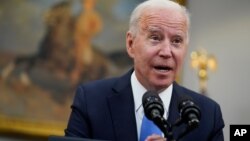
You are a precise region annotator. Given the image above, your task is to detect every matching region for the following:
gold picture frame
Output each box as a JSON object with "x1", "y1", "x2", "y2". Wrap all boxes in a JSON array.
[{"x1": 0, "y1": 115, "x2": 65, "y2": 137}]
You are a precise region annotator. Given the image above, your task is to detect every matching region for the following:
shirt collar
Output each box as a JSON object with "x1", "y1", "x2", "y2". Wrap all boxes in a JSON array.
[
  {"x1": 131, "y1": 71, "x2": 173, "y2": 117},
  {"x1": 131, "y1": 71, "x2": 147, "y2": 112}
]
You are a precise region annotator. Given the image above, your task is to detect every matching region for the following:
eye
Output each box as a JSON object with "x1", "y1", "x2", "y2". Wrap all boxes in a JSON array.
[
  {"x1": 149, "y1": 34, "x2": 162, "y2": 42},
  {"x1": 171, "y1": 36, "x2": 183, "y2": 47}
]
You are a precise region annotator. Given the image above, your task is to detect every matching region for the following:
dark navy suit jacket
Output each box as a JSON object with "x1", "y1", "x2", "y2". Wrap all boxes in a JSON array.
[{"x1": 65, "y1": 70, "x2": 224, "y2": 141}]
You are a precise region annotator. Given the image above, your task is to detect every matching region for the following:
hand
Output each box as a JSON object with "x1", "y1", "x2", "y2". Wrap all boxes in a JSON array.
[{"x1": 145, "y1": 134, "x2": 167, "y2": 141}]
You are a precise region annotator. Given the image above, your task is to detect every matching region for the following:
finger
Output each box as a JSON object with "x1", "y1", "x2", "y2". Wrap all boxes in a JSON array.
[{"x1": 145, "y1": 134, "x2": 167, "y2": 141}]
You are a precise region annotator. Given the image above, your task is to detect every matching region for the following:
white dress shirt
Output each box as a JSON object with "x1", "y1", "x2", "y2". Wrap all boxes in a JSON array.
[{"x1": 130, "y1": 71, "x2": 173, "y2": 139}]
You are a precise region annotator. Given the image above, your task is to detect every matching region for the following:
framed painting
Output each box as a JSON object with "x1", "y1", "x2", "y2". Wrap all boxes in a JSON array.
[
  {"x1": 0, "y1": 0, "x2": 137, "y2": 138},
  {"x1": 0, "y1": 0, "x2": 187, "y2": 139}
]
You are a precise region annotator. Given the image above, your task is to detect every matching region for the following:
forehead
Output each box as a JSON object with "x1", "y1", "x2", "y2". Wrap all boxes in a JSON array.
[{"x1": 138, "y1": 7, "x2": 187, "y2": 33}]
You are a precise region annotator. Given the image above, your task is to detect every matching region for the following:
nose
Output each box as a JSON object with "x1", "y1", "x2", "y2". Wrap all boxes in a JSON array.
[{"x1": 158, "y1": 40, "x2": 172, "y2": 58}]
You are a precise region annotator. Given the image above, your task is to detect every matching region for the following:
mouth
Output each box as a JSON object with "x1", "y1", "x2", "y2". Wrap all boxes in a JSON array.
[{"x1": 153, "y1": 65, "x2": 172, "y2": 72}]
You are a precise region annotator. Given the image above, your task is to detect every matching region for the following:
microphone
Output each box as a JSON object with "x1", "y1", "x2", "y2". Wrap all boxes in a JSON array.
[
  {"x1": 142, "y1": 90, "x2": 172, "y2": 138},
  {"x1": 178, "y1": 95, "x2": 201, "y2": 129},
  {"x1": 142, "y1": 91, "x2": 164, "y2": 120}
]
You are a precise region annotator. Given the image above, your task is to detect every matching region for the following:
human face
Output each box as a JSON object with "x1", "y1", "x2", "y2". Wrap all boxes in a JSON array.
[{"x1": 126, "y1": 7, "x2": 188, "y2": 91}]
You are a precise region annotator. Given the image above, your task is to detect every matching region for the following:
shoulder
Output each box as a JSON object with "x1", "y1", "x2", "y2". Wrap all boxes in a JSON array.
[
  {"x1": 75, "y1": 77, "x2": 119, "y2": 97},
  {"x1": 81, "y1": 77, "x2": 119, "y2": 89},
  {"x1": 173, "y1": 83, "x2": 224, "y2": 139},
  {"x1": 76, "y1": 69, "x2": 133, "y2": 97},
  {"x1": 174, "y1": 83, "x2": 221, "y2": 110}
]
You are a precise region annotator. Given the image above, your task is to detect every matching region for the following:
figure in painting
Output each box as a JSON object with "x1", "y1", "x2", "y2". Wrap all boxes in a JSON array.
[
  {"x1": 70, "y1": 0, "x2": 103, "y2": 84},
  {"x1": 1, "y1": 1, "x2": 74, "y2": 87},
  {"x1": 0, "y1": 0, "x2": 116, "y2": 89}
]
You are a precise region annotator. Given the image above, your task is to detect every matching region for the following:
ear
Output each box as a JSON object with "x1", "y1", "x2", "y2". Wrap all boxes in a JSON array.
[{"x1": 126, "y1": 31, "x2": 135, "y2": 58}]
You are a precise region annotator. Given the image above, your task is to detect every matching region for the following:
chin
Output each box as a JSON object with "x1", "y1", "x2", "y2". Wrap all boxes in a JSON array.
[{"x1": 151, "y1": 81, "x2": 172, "y2": 91}]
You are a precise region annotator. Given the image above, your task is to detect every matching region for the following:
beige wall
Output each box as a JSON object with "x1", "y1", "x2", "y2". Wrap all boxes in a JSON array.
[{"x1": 182, "y1": 0, "x2": 250, "y2": 141}]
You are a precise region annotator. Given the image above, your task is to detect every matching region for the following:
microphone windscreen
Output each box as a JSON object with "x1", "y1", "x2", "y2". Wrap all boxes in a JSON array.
[
  {"x1": 178, "y1": 94, "x2": 201, "y2": 128},
  {"x1": 142, "y1": 91, "x2": 164, "y2": 120}
]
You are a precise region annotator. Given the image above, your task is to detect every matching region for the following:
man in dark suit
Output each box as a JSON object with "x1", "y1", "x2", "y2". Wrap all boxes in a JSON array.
[{"x1": 65, "y1": 0, "x2": 224, "y2": 141}]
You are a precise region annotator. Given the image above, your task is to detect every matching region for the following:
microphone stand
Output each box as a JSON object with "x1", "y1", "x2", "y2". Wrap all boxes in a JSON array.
[
  {"x1": 164, "y1": 124, "x2": 175, "y2": 141},
  {"x1": 156, "y1": 116, "x2": 199, "y2": 141},
  {"x1": 152, "y1": 116, "x2": 176, "y2": 141},
  {"x1": 170, "y1": 117, "x2": 199, "y2": 141}
]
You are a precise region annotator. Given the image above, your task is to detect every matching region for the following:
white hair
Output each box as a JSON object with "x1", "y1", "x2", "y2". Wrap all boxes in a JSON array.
[{"x1": 129, "y1": 0, "x2": 190, "y2": 39}]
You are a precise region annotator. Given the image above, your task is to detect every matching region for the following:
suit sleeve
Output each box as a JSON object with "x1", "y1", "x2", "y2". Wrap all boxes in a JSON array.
[
  {"x1": 64, "y1": 86, "x2": 91, "y2": 137},
  {"x1": 209, "y1": 103, "x2": 225, "y2": 141}
]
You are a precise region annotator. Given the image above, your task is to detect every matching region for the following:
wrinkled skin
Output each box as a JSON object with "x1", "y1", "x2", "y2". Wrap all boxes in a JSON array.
[{"x1": 126, "y1": 7, "x2": 188, "y2": 92}]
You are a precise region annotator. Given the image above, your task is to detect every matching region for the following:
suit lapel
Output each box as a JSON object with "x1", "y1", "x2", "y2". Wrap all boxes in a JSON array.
[
  {"x1": 168, "y1": 82, "x2": 181, "y2": 124},
  {"x1": 106, "y1": 72, "x2": 186, "y2": 141},
  {"x1": 167, "y1": 82, "x2": 185, "y2": 139},
  {"x1": 107, "y1": 70, "x2": 138, "y2": 141}
]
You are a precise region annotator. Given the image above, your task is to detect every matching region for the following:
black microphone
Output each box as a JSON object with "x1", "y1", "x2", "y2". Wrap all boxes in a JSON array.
[
  {"x1": 142, "y1": 91, "x2": 173, "y2": 139},
  {"x1": 178, "y1": 95, "x2": 201, "y2": 129},
  {"x1": 142, "y1": 90, "x2": 164, "y2": 120}
]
